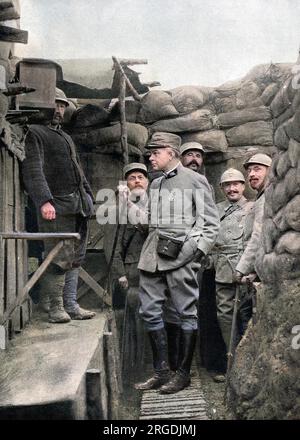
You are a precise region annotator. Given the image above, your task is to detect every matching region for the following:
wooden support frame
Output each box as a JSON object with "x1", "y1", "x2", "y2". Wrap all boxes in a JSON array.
[
  {"x1": 0, "y1": 25, "x2": 28, "y2": 44},
  {"x1": 0, "y1": 231, "x2": 112, "y2": 349},
  {"x1": 79, "y1": 267, "x2": 111, "y2": 307},
  {"x1": 0, "y1": 233, "x2": 79, "y2": 350},
  {"x1": 112, "y1": 56, "x2": 142, "y2": 102}
]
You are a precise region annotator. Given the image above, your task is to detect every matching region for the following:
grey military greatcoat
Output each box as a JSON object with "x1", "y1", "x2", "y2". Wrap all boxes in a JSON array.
[{"x1": 138, "y1": 163, "x2": 220, "y2": 331}]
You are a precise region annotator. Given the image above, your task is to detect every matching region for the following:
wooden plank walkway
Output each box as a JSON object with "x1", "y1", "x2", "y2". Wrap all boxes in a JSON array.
[{"x1": 139, "y1": 376, "x2": 210, "y2": 420}]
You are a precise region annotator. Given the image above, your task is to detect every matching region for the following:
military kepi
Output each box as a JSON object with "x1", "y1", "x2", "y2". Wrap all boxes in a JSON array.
[
  {"x1": 123, "y1": 162, "x2": 148, "y2": 179},
  {"x1": 180, "y1": 142, "x2": 204, "y2": 156},
  {"x1": 146, "y1": 132, "x2": 181, "y2": 152}
]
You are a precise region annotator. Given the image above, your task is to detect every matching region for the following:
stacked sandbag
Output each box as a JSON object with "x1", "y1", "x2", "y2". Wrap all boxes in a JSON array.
[
  {"x1": 202, "y1": 63, "x2": 292, "y2": 201},
  {"x1": 181, "y1": 129, "x2": 228, "y2": 153},
  {"x1": 70, "y1": 116, "x2": 148, "y2": 160},
  {"x1": 213, "y1": 63, "x2": 293, "y2": 154},
  {"x1": 170, "y1": 85, "x2": 212, "y2": 114},
  {"x1": 68, "y1": 103, "x2": 109, "y2": 129},
  {"x1": 149, "y1": 108, "x2": 215, "y2": 133},
  {"x1": 138, "y1": 90, "x2": 179, "y2": 123},
  {"x1": 225, "y1": 121, "x2": 273, "y2": 146},
  {"x1": 255, "y1": 63, "x2": 300, "y2": 283},
  {"x1": 136, "y1": 87, "x2": 227, "y2": 154}
]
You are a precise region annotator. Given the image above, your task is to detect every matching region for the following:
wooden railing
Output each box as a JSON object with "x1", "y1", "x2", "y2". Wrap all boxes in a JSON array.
[{"x1": 0, "y1": 232, "x2": 111, "y2": 349}]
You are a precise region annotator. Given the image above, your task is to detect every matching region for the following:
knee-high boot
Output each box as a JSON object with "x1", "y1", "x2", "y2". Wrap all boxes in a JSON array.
[
  {"x1": 134, "y1": 328, "x2": 171, "y2": 390},
  {"x1": 160, "y1": 330, "x2": 197, "y2": 394},
  {"x1": 165, "y1": 322, "x2": 181, "y2": 372}
]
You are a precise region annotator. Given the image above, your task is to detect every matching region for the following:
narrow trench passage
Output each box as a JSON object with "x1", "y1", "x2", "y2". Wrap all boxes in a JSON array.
[
  {"x1": 117, "y1": 337, "x2": 230, "y2": 420},
  {"x1": 119, "y1": 367, "x2": 229, "y2": 420}
]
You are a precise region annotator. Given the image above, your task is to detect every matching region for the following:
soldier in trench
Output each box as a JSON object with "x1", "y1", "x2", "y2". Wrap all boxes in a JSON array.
[
  {"x1": 210, "y1": 168, "x2": 254, "y2": 382},
  {"x1": 135, "y1": 132, "x2": 220, "y2": 394},
  {"x1": 22, "y1": 88, "x2": 96, "y2": 323},
  {"x1": 103, "y1": 163, "x2": 149, "y2": 375},
  {"x1": 235, "y1": 154, "x2": 272, "y2": 282}
]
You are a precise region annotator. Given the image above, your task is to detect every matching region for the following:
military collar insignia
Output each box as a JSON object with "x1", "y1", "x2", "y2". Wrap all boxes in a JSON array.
[{"x1": 163, "y1": 165, "x2": 179, "y2": 179}]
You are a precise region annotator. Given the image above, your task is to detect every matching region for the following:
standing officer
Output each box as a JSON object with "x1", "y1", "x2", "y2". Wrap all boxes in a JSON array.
[
  {"x1": 135, "y1": 132, "x2": 220, "y2": 394},
  {"x1": 22, "y1": 88, "x2": 95, "y2": 323},
  {"x1": 211, "y1": 168, "x2": 254, "y2": 382},
  {"x1": 235, "y1": 154, "x2": 272, "y2": 282}
]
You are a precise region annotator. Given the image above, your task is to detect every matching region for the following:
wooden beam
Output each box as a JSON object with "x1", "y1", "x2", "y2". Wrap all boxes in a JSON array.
[
  {"x1": 143, "y1": 81, "x2": 161, "y2": 88},
  {"x1": 22, "y1": 241, "x2": 65, "y2": 299},
  {"x1": 112, "y1": 56, "x2": 142, "y2": 102},
  {"x1": 86, "y1": 369, "x2": 104, "y2": 420},
  {"x1": 0, "y1": 6, "x2": 20, "y2": 21},
  {"x1": 117, "y1": 58, "x2": 148, "y2": 67},
  {"x1": 0, "y1": 232, "x2": 81, "y2": 240},
  {"x1": 120, "y1": 75, "x2": 129, "y2": 164},
  {"x1": 0, "y1": 240, "x2": 66, "y2": 326},
  {"x1": 78, "y1": 267, "x2": 111, "y2": 307},
  {"x1": 0, "y1": 1, "x2": 13, "y2": 11},
  {"x1": 0, "y1": 25, "x2": 28, "y2": 44}
]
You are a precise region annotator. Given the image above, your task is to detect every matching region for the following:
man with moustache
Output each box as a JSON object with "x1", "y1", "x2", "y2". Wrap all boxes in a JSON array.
[
  {"x1": 211, "y1": 168, "x2": 254, "y2": 382},
  {"x1": 135, "y1": 132, "x2": 219, "y2": 394},
  {"x1": 104, "y1": 163, "x2": 149, "y2": 376},
  {"x1": 22, "y1": 88, "x2": 95, "y2": 323},
  {"x1": 180, "y1": 142, "x2": 205, "y2": 174},
  {"x1": 110, "y1": 163, "x2": 185, "y2": 376},
  {"x1": 235, "y1": 153, "x2": 272, "y2": 283}
]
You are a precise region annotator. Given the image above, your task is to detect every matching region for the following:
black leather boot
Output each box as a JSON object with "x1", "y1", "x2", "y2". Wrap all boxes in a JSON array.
[
  {"x1": 134, "y1": 328, "x2": 170, "y2": 390},
  {"x1": 165, "y1": 322, "x2": 181, "y2": 372},
  {"x1": 160, "y1": 330, "x2": 197, "y2": 394}
]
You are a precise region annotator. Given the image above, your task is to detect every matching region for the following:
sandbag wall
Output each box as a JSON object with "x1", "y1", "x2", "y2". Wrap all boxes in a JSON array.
[
  {"x1": 256, "y1": 60, "x2": 300, "y2": 281},
  {"x1": 135, "y1": 62, "x2": 292, "y2": 200},
  {"x1": 67, "y1": 101, "x2": 149, "y2": 193},
  {"x1": 226, "y1": 60, "x2": 300, "y2": 420}
]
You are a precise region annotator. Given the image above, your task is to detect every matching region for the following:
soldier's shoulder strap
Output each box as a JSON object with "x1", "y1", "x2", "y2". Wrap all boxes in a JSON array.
[{"x1": 220, "y1": 204, "x2": 241, "y2": 222}]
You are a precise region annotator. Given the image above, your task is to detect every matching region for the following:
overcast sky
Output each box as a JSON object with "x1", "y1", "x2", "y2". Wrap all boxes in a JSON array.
[{"x1": 17, "y1": 0, "x2": 300, "y2": 89}]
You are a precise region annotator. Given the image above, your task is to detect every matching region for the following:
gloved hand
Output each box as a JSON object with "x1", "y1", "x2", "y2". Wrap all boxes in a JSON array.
[{"x1": 118, "y1": 276, "x2": 129, "y2": 290}]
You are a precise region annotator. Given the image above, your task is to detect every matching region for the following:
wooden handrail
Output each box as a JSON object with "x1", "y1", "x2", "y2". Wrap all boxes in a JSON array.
[
  {"x1": 0, "y1": 233, "x2": 80, "y2": 326},
  {"x1": 0, "y1": 232, "x2": 81, "y2": 241}
]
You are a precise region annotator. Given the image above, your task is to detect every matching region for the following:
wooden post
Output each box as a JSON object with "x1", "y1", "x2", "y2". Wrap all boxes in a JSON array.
[
  {"x1": 86, "y1": 369, "x2": 104, "y2": 420},
  {"x1": 119, "y1": 74, "x2": 128, "y2": 165},
  {"x1": 112, "y1": 56, "x2": 142, "y2": 102}
]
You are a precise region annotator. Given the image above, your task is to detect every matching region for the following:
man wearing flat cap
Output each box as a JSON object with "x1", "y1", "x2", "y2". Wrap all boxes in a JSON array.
[
  {"x1": 135, "y1": 132, "x2": 220, "y2": 394},
  {"x1": 103, "y1": 163, "x2": 149, "y2": 377},
  {"x1": 235, "y1": 153, "x2": 272, "y2": 283}
]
